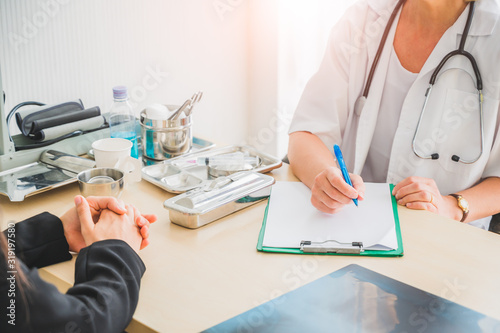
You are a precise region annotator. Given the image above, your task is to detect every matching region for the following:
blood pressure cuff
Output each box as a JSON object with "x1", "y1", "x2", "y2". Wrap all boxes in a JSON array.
[
  {"x1": 15, "y1": 100, "x2": 106, "y2": 142},
  {"x1": 29, "y1": 106, "x2": 101, "y2": 134},
  {"x1": 16, "y1": 99, "x2": 85, "y2": 136},
  {"x1": 33, "y1": 115, "x2": 106, "y2": 141}
]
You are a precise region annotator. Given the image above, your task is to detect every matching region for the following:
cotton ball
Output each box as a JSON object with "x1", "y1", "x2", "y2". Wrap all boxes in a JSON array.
[{"x1": 144, "y1": 104, "x2": 168, "y2": 119}]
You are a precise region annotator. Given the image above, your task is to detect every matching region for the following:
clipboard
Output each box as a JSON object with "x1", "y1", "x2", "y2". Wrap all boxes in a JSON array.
[{"x1": 257, "y1": 183, "x2": 404, "y2": 257}]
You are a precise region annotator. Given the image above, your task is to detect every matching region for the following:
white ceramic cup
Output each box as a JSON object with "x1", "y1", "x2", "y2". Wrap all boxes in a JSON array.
[{"x1": 91, "y1": 138, "x2": 141, "y2": 182}]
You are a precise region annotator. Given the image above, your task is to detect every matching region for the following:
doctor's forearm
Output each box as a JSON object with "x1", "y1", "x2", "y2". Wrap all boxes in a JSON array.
[
  {"x1": 288, "y1": 132, "x2": 337, "y2": 188},
  {"x1": 451, "y1": 177, "x2": 500, "y2": 223}
]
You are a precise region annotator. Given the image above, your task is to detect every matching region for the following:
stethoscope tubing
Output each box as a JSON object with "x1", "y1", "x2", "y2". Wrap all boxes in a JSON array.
[
  {"x1": 360, "y1": 0, "x2": 484, "y2": 164},
  {"x1": 362, "y1": 0, "x2": 407, "y2": 98}
]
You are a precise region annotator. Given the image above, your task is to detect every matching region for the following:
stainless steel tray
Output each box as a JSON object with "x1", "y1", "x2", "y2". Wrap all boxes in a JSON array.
[
  {"x1": 0, "y1": 150, "x2": 95, "y2": 202},
  {"x1": 164, "y1": 171, "x2": 275, "y2": 229},
  {"x1": 141, "y1": 136, "x2": 215, "y2": 166},
  {"x1": 141, "y1": 145, "x2": 282, "y2": 193}
]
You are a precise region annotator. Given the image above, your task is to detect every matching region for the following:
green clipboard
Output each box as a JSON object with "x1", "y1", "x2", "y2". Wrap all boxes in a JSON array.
[{"x1": 257, "y1": 184, "x2": 404, "y2": 257}]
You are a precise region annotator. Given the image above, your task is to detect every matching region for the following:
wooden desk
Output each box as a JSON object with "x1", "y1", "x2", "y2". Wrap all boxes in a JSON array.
[{"x1": 1, "y1": 163, "x2": 500, "y2": 332}]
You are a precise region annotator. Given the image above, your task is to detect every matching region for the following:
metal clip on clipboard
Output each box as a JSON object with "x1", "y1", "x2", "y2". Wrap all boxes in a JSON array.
[{"x1": 300, "y1": 240, "x2": 364, "y2": 254}]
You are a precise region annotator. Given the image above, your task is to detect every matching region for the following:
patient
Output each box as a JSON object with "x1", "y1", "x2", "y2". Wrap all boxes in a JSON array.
[{"x1": 0, "y1": 196, "x2": 157, "y2": 333}]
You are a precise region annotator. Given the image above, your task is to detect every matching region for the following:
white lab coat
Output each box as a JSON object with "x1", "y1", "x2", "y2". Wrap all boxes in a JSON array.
[{"x1": 289, "y1": 0, "x2": 500, "y2": 229}]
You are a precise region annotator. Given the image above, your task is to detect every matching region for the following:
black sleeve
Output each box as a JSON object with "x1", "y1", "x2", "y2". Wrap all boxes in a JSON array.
[
  {"x1": 1, "y1": 240, "x2": 145, "y2": 333},
  {"x1": 3, "y1": 212, "x2": 72, "y2": 268}
]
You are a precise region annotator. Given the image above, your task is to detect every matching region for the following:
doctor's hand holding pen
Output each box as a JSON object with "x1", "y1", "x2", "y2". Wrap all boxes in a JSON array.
[
  {"x1": 289, "y1": 136, "x2": 463, "y2": 219},
  {"x1": 311, "y1": 166, "x2": 365, "y2": 214},
  {"x1": 290, "y1": 136, "x2": 463, "y2": 220},
  {"x1": 289, "y1": 133, "x2": 365, "y2": 214},
  {"x1": 309, "y1": 166, "x2": 465, "y2": 219},
  {"x1": 290, "y1": 133, "x2": 470, "y2": 221}
]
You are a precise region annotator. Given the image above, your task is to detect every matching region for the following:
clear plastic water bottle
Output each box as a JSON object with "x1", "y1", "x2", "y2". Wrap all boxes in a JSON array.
[{"x1": 109, "y1": 86, "x2": 139, "y2": 158}]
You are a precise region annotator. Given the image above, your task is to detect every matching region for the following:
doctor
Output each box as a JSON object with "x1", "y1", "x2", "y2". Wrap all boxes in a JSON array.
[{"x1": 288, "y1": 0, "x2": 500, "y2": 229}]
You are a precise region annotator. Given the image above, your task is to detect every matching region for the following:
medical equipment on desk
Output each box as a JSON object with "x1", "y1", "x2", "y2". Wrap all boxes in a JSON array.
[
  {"x1": 144, "y1": 144, "x2": 281, "y2": 228},
  {"x1": 354, "y1": 0, "x2": 483, "y2": 164},
  {"x1": 191, "y1": 152, "x2": 260, "y2": 168},
  {"x1": 167, "y1": 91, "x2": 203, "y2": 121},
  {"x1": 142, "y1": 145, "x2": 282, "y2": 193},
  {"x1": 163, "y1": 171, "x2": 275, "y2": 229},
  {"x1": 0, "y1": 65, "x2": 110, "y2": 171},
  {"x1": 0, "y1": 150, "x2": 96, "y2": 202},
  {"x1": 109, "y1": 86, "x2": 139, "y2": 158},
  {"x1": 140, "y1": 104, "x2": 193, "y2": 160}
]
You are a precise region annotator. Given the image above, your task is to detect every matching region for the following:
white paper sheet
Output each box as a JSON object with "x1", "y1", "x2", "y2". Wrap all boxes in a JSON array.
[{"x1": 262, "y1": 182, "x2": 398, "y2": 251}]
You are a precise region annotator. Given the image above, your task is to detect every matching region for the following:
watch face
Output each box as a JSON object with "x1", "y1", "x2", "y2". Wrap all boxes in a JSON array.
[{"x1": 458, "y1": 197, "x2": 469, "y2": 211}]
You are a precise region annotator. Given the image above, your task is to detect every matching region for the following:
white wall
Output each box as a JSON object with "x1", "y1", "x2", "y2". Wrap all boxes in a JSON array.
[
  {"x1": 246, "y1": 0, "x2": 357, "y2": 158},
  {"x1": 0, "y1": 0, "x2": 249, "y2": 145},
  {"x1": 276, "y1": 0, "x2": 356, "y2": 157},
  {"x1": 1, "y1": 0, "x2": 356, "y2": 158},
  {"x1": 246, "y1": 0, "x2": 279, "y2": 155}
]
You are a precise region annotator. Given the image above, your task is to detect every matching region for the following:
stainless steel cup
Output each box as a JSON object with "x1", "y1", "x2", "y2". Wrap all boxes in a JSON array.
[
  {"x1": 77, "y1": 168, "x2": 124, "y2": 198},
  {"x1": 140, "y1": 104, "x2": 192, "y2": 160}
]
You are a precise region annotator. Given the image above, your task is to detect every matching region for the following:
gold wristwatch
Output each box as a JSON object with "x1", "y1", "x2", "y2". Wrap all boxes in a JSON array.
[{"x1": 449, "y1": 194, "x2": 469, "y2": 222}]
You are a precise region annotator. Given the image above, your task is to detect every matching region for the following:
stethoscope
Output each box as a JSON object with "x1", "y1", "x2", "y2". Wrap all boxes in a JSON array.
[{"x1": 356, "y1": 0, "x2": 483, "y2": 164}]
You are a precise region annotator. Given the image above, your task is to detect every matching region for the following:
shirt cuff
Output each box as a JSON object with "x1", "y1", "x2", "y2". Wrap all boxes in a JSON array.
[{"x1": 8, "y1": 212, "x2": 72, "y2": 268}]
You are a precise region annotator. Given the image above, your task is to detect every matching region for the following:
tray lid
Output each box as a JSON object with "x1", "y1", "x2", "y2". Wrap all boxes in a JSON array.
[{"x1": 163, "y1": 171, "x2": 275, "y2": 215}]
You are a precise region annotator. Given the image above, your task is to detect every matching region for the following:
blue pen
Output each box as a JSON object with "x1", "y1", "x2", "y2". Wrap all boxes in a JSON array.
[{"x1": 333, "y1": 144, "x2": 359, "y2": 207}]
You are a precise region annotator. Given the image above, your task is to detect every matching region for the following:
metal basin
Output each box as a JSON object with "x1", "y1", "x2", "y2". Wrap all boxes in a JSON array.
[
  {"x1": 77, "y1": 168, "x2": 124, "y2": 198},
  {"x1": 140, "y1": 105, "x2": 192, "y2": 160}
]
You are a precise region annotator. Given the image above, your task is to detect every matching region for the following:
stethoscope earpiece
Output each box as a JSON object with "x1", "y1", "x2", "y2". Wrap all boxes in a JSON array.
[{"x1": 451, "y1": 155, "x2": 460, "y2": 162}]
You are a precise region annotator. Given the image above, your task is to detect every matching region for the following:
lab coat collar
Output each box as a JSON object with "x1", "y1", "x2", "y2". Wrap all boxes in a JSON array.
[
  {"x1": 450, "y1": 0, "x2": 499, "y2": 37},
  {"x1": 368, "y1": 0, "x2": 499, "y2": 37},
  {"x1": 417, "y1": 0, "x2": 498, "y2": 81}
]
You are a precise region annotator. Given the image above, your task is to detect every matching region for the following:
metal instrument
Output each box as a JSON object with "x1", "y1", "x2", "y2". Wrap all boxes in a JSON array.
[
  {"x1": 184, "y1": 91, "x2": 203, "y2": 117},
  {"x1": 0, "y1": 150, "x2": 95, "y2": 201}
]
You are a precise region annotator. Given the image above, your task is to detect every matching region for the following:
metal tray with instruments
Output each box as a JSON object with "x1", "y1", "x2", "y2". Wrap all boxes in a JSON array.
[
  {"x1": 87, "y1": 136, "x2": 216, "y2": 166},
  {"x1": 141, "y1": 145, "x2": 282, "y2": 194},
  {"x1": 163, "y1": 171, "x2": 275, "y2": 229},
  {"x1": 0, "y1": 150, "x2": 95, "y2": 202}
]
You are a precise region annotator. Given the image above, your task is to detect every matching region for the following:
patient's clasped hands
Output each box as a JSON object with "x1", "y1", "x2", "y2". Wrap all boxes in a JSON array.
[{"x1": 60, "y1": 195, "x2": 157, "y2": 253}]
